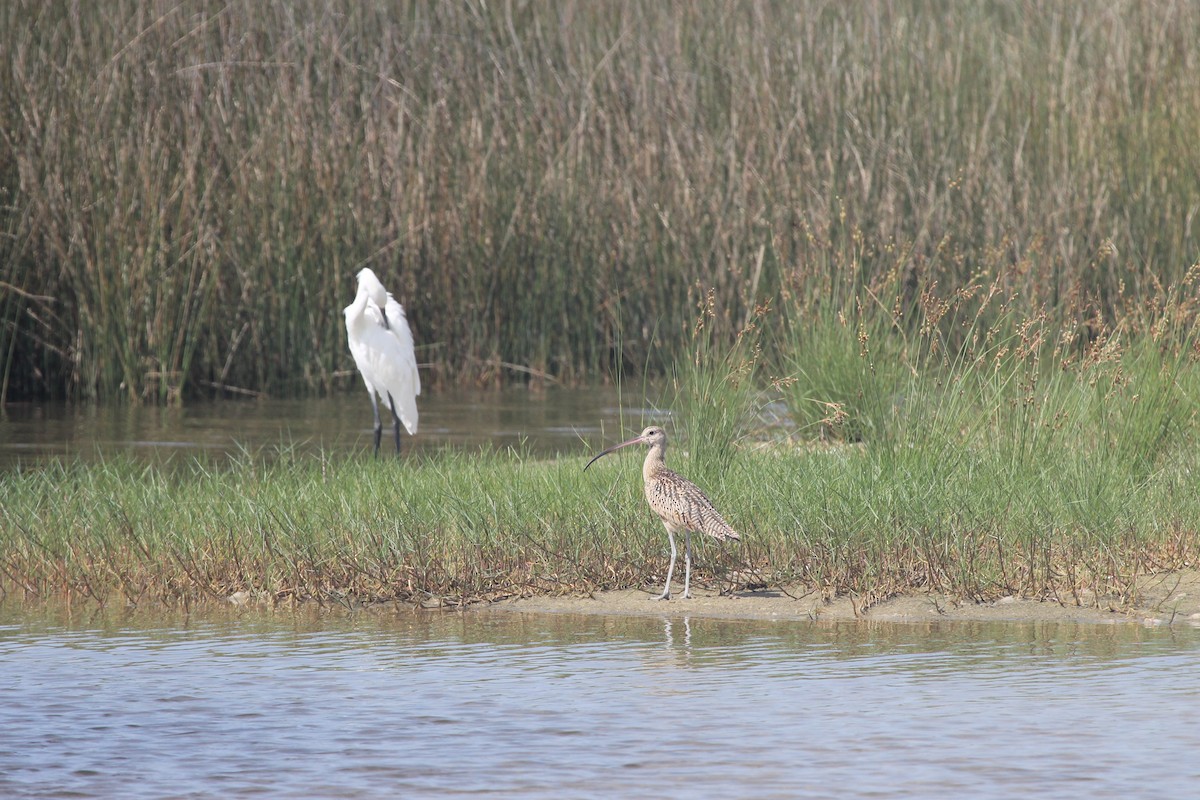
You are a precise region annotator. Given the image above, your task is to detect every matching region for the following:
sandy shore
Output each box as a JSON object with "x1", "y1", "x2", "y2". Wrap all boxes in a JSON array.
[{"x1": 494, "y1": 569, "x2": 1200, "y2": 626}]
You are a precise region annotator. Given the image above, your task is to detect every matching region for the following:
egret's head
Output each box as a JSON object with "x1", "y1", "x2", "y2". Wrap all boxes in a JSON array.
[{"x1": 356, "y1": 268, "x2": 388, "y2": 308}]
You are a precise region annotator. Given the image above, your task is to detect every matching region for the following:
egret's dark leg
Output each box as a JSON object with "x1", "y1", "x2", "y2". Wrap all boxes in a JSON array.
[
  {"x1": 386, "y1": 391, "x2": 402, "y2": 454},
  {"x1": 370, "y1": 394, "x2": 383, "y2": 458}
]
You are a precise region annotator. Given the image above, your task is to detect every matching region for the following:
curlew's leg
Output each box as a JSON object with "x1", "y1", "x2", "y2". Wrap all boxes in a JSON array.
[
  {"x1": 657, "y1": 526, "x2": 677, "y2": 600},
  {"x1": 370, "y1": 394, "x2": 383, "y2": 458},
  {"x1": 386, "y1": 391, "x2": 402, "y2": 454},
  {"x1": 682, "y1": 530, "x2": 693, "y2": 599}
]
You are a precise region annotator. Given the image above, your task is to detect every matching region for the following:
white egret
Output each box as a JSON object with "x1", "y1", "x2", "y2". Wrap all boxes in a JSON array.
[{"x1": 344, "y1": 268, "x2": 420, "y2": 456}]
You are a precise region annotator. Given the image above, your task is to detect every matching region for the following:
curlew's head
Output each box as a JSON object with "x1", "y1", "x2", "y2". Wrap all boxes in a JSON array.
[{"x1": 584, "y1": 426, "x2": 666, "y2": 470}]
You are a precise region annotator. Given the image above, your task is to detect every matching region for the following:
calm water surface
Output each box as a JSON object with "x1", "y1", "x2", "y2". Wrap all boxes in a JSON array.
[
  {"x1": 0, "y1": 387, "x2": 662, "y2": 469},
  {"x1": 1, "y1": 604, "x2": 1197, "y2": 799}
]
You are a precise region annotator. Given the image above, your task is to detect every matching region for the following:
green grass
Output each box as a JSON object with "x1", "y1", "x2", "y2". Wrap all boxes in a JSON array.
[
  {"x1": 4, "y1": 1, "x2": 1200, "y2": 401},
  {"x1": 0, "y1": 448, "x2": 671, "y2": 607},
  {"x1": 5, "y1": 315, "x2": 1200, "y2": 610}
]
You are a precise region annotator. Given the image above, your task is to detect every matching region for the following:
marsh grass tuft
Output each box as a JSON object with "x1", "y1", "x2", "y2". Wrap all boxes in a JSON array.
[{"x1": 666, "y1": 288, "x2": 768, "y2": 480}]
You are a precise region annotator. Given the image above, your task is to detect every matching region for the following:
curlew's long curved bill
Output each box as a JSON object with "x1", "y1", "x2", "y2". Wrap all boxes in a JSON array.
[{"x1": 583, "y1": 433, "x2": 647, "y2": 470}]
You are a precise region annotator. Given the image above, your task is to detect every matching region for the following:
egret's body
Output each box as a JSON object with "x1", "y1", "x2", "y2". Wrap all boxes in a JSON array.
[
  {"x1": 585, "y1": 426, "x2": 740, "y2": 599},
  {"x1": 344, "y1": 268, "x2": 420, "y2": 456}
]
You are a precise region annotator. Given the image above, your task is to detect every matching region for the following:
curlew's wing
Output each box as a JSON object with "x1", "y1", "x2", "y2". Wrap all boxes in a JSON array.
[{"x1": 646, "y1": 469, "x2": 740, "y2": 541}]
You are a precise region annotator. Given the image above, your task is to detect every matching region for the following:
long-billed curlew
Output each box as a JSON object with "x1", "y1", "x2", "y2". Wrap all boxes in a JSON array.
[
  {"x1": 585, "y1": 426, "x2": 740, "y2": 600},
  {"x1": 344, "y1": 268, "x2": 420, "y2": 457}
]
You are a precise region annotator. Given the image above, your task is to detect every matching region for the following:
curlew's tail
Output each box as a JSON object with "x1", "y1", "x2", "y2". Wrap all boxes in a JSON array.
[
  {"x1": 702, "y1": 514, "x2": 740, "y2": 542},
  {"x1": 715, "y1": 522, "x2": 741, "y2": 542}
]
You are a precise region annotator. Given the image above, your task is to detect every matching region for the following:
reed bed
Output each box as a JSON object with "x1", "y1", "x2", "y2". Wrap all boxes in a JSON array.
[
  {"x1": 4, "y1": 1, "x2": 1200, "y2": 402},
  {"x1": 4, "y1": 1, "x2": 1200, "y2": 609}
]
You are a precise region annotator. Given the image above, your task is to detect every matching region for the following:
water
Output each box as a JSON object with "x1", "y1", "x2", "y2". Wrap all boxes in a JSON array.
[
  {"x1": 0, "y1": 388, "x2": 666, "y2": 469},
  {"x1": 2, "y1": 604, "x2": 1197, "y2": 799}
]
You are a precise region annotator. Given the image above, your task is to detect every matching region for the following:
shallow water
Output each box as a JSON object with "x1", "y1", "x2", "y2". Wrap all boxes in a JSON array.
[
  {"x1": 0, "y1": 387, "x2": 664, "y2": 469},
  {"x1": 2, "y1": 603, "x2": 1197, "y2": 799}
]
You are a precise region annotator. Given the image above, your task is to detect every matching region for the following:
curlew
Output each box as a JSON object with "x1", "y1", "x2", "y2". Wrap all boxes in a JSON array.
[
  {"x1": 344, "y1": 268, "x2": 420, "y2": 457},
  {"x1": 585, "y1": 425, "x2": 740, "y2": 600}
]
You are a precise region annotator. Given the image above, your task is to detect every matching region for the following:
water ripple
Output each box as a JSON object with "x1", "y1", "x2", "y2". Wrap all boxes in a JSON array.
[{"x1": 1, "y1": 608, "x2": 1198, "y2": 798}]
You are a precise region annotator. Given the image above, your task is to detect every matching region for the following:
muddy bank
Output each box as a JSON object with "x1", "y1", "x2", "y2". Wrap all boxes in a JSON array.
[{"x1": 493, "y1": 570, "x2": 1200, "y2": 626}]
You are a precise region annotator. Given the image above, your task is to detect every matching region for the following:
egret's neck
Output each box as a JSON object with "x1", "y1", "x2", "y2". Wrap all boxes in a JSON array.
[
  {"x1": 345, "y1": 285, "x2": 371, "y2": 322},
  {"x1": 642, "y1": 441, "x2": 667, "y2": 482}
]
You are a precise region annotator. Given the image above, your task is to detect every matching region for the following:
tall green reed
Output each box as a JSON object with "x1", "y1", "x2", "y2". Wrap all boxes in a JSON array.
[{"x1": 664, "y1": 288, "x2": 767, "y2": 477}]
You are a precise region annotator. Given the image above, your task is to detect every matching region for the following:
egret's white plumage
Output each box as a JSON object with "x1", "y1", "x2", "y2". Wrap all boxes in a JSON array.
[{"x1": 344, "y1": 268, "x2": 420, "y2": 456}]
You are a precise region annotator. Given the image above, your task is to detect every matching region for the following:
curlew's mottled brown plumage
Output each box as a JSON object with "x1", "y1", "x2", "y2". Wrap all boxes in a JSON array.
[{"x1": 585, "y1": 426, "x2": 740, "y2": 600}]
